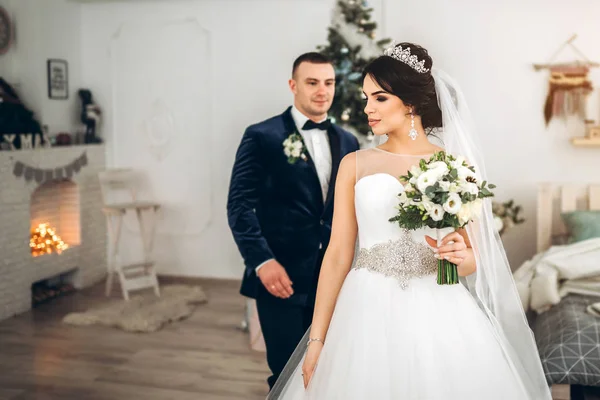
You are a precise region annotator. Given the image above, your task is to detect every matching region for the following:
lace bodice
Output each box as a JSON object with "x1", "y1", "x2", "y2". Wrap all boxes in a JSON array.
[{"x1": 352, "y1": 148, "x2": 439, "y2": 286}]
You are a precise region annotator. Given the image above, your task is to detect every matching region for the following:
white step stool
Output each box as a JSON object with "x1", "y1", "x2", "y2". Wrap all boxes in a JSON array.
[{"x1": 98, "y1": 169, "x2": 161, "y2": 300}]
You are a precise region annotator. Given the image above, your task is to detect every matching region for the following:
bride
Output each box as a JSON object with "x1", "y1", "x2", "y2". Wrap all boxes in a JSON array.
[{"x1": 267, "y1": 42, "x2": 551, "y2": 399}]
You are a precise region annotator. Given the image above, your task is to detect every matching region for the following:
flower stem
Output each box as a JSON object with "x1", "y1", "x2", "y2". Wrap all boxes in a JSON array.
[{"x1": 437, "y1": 259, "x2": 459, "y2": 285}]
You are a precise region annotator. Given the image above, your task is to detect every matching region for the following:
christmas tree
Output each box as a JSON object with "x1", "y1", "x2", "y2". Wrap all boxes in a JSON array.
[{"x1": 317, "y1": 0, "x2": 391, "y2": 145}]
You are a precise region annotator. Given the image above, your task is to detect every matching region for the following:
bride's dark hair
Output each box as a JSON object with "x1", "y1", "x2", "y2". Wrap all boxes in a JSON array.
[{"x1": 362, "y1": 42, "x2": 443, "y2": 135}]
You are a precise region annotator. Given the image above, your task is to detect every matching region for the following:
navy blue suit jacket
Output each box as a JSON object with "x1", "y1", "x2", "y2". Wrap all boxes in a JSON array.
[{"x1": 227, "y1": 106, "x2": 360, "y2": 302}]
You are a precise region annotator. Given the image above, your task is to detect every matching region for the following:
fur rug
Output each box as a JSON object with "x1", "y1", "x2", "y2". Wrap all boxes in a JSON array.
[{"x1": 63, "y1": 284, "x2": 207, "y2": 333}]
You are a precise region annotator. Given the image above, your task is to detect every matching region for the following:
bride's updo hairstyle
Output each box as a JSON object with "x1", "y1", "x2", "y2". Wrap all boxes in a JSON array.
[{"x1": 362, "y1": 42, "x2": 443, "y2": 135}]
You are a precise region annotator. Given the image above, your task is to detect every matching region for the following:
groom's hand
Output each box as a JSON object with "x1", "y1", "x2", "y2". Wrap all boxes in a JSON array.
[{"x1": 257, "y1": 260, "x2": 294, "y2": 299}]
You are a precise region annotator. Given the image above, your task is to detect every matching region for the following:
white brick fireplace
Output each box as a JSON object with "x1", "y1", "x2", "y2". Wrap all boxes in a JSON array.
[{"x1": 0, "y1": 145, "x2": 107, "y2": 322}]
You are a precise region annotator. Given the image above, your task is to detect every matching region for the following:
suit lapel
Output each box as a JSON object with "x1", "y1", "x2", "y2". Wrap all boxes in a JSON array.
[
  {"x1": 282, "y1": 107, "x2": 344, "y2": 213},
  {"x1": 282, "y1": 108, "x2": 319, "y2": 173},
  {"x1": 323, "y1": 125, "x2": 342, "y2": 212},
  {"x1": 282, "y1": 107, "x2": 323, "y2": 201}
]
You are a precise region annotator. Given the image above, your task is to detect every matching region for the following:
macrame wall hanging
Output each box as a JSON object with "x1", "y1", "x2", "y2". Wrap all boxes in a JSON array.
[{"x1": 533, "y1": 34, "x2": 598, "y2": 126}]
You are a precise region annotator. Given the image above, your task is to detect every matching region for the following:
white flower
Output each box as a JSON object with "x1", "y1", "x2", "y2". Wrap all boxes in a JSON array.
[
  {"x1": 409, "y1": 165, "x2": 423, "y2": 177},
  {"x1": 457, "y1": 203, "x2": 472, "y2": 225},
  {"x1": 458, "y1": 198, "x2": 483, "y2": 225},
  {"x1": 398, "y1": 191, "x2": 409, "y2": 205},
  {"x1": 430, "y1": 204, "x2": 445, "y2": 221},
  {"x1": 282, "y1": 133, "x2": 306, "y2": 163},
  {"x1": 460, "y1": 182, "x2": 479, "y2": 196},
  {"x1": 427, "y1": 161, "x2": 449, "y2": 178},
  {"x1": 416, "y1": 171, "x2": 438, "y2": 193},
  {"x1": 443, "y1": 193, "x2": 462, "y2": 215},
  {"x1": 439, "y1": 181, "x2": 451, "y2": 192},
  {"x1": 457, "y1": 166, "x2": 476, "y2": 181},
  {"x1": 449, "y1": 182, "x2": 460, "y2": 193},
  {"x1": 450, "y1": 156, "x2": 466, "y2": 169},
  {"x1": 428, "y1": 161, "x2": 448, "y2": 170},
  {"x1": 494, "y1": 216, "x2": 504, "y2": 232},
  {"x1": 471, "y1": 198, "x2": 483, "y2": 218},
  {"x1": 421, "y1": 195, "x2": 434, "y2": 212}
]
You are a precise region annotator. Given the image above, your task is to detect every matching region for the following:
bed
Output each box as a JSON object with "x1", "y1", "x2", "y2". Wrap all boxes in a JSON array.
[{"x1": 534, "y1": 183, "x2": 600, "y2": 400}]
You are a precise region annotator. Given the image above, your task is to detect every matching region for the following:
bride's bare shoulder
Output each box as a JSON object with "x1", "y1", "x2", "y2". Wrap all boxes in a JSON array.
[{"x1": 339, "y1": 152, "x2": 357, "y2": 172}]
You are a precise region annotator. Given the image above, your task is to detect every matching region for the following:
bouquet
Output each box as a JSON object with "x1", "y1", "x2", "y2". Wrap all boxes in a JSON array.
[{"x1": 389, "y1": 151, "x2": 495, "y2": 285}]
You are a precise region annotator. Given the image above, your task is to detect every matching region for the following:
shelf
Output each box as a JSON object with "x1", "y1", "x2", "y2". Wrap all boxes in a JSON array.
[{"x1": 571, "y1": 137, "x2": 600, "y2": 147}]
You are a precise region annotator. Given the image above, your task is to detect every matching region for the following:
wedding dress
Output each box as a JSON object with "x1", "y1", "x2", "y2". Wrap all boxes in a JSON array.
[
  {"x1": 269, "y1": 147, "x2": 533, "y2": 399},
  {"x1": 268, "y1": 68, "x2": 552, "y2": 399}
]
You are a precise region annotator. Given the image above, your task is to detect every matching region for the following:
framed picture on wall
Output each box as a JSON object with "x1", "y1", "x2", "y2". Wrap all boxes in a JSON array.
[{"x1": 47, "y1": 59, "x2": 68, "y2": 100}]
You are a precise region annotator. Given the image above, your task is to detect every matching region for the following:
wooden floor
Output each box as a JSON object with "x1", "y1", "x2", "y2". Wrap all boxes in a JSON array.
[
  {"x1": 3, "y1": 278, "x2": 600, "y2": 400},
  {"x1": 0, "y1": 277, "x2": 270, "y2": 400}
]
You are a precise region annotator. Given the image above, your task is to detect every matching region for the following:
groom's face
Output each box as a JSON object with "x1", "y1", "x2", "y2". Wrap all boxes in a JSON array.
[{"x1": 289, "y1": 62, "x2": 335, "y2": 120}]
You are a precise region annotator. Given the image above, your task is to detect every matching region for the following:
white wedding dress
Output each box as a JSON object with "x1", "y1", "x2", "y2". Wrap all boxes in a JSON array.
[{"x1": 271, "y1": 148, "x2": 532, "y2": 399}]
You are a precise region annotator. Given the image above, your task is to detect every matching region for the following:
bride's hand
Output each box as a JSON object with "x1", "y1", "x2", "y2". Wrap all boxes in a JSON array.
[
  {"x1": 425, "y1": 232, "x2": 468, "y2": 265},
  {"x1": 302, "y1": 342, "x2": 323, "y2": 389}
]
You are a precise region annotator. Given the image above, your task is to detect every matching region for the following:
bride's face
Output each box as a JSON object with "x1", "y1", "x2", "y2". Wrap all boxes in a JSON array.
[{"x1": 362, "y1": 74, "x2": 410, "y2": 136}]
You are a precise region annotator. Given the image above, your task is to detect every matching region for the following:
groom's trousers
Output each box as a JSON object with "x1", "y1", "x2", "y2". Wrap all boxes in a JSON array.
[{"x1": 256, "y1": 283, "x2": 316, "y2": 390}]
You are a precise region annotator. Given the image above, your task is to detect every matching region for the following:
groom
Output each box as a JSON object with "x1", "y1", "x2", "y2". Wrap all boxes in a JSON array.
[{"x1": 227, "y1": 52, "x2": 359, "y2": 388}]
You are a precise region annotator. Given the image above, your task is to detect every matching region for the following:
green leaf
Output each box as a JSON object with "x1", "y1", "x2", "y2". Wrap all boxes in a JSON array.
[
  {"x1": 439, "y1": 193, "x2": 449, "y2": 204},
  {"x1": 449, "y1": 169, "x2": 458, "y2": 180},
  {"x1": 425, "y1": 186, "x2": 436, "y2": 198}
]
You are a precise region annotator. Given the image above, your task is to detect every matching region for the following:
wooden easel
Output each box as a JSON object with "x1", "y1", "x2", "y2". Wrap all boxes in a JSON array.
[{"x1": 98, "y1": 169, "x2": 161, "y2": 301}]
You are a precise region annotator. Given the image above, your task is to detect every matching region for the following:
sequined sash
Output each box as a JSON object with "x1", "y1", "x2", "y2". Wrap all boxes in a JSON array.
[{"x1": 352, "y1": 232, "x2": 437, "y2": 288}]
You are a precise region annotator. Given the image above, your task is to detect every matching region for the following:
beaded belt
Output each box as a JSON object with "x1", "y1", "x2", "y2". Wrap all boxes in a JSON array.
[{"x1": 352, "y1": 232, "x2": 437, "y2": 289}]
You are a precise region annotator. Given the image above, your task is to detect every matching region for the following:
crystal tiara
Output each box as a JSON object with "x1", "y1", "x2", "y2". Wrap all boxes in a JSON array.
[{"x1": 383, "y1": 44, "x2": 430, "y2": 74}]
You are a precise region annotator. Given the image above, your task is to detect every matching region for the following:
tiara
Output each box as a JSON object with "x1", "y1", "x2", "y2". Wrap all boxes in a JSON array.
[{"x1": 383, "y1": 44, "x2": 430, "y2": 74}]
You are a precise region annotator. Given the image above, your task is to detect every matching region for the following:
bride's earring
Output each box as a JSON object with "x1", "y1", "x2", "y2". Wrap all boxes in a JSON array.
[{"x1": 408, "y1": 110, "x2": 418, "y2": 141}]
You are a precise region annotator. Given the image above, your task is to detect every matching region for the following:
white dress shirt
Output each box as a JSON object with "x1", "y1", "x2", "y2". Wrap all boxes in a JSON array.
[
  {"x1": 290, "y1": 105, "x2": 332, "y2": 202},
  {"x1": 256, "y1": 106, "x2": 332, "y2": 274}
]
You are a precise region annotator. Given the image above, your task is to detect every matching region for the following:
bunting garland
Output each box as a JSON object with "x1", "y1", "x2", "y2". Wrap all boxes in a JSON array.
[{"x1": 12, "y1": 151, "x2": 88, "y2": 184}]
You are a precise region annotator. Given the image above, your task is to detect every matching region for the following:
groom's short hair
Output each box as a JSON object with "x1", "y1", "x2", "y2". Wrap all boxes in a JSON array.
[{"x1": 292, "y1": 52, "x2": 333, "y2": 78}]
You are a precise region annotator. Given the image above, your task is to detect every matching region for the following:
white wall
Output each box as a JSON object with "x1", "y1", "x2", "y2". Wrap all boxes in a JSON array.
[
  {"x1": 0, "y1": 0, "x2": 82, "y2": 134},
  {"x1": 11, "y1": 0, "x2": 590, "y2": 279},
  {"x1": 81, "y1": 0, "x2": 600, "y2": 278},
  {"x1": 80, "y1": 0, "x2": 345, "y2": 279},
  {"x1": 382, "y1": 0, "x2": 600, "y2": 268}
]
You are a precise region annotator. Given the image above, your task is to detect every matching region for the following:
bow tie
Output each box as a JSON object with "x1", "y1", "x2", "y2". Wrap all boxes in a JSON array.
[{"x1": 303, "y1": 119, "x2": 331, "y2": 131}]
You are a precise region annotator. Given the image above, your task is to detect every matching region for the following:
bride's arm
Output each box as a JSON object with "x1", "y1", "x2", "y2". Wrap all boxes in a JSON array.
[{"x1": 309, "y1": 153, "x2": 358, "y2": 343}]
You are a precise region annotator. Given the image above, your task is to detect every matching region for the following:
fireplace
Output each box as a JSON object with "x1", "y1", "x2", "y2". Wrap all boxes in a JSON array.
[
  {"x1": 0, "y1": 145, "x2": 107, "y2": 321},
  {"x1": 29, "y1": 179, "x2": 81, "y2": 256},
  {"x1": 31, "y1": 268, "x2": 77, "y2": 307}
]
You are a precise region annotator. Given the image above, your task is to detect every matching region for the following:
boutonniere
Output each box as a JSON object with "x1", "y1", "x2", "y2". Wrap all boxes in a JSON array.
[{"x1": 282, "y1": 132, "x2": 308, "y2": 164}]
